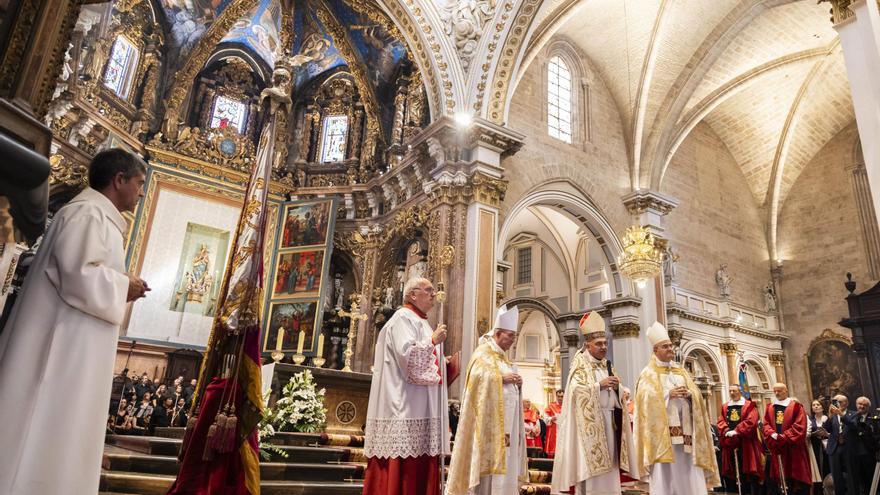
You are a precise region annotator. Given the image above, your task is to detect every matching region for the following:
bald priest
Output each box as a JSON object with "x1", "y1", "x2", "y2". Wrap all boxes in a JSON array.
[
  {"x1": 633, "y1": 322, "x2": 720, "y2": 494},
  {"x1": 447, "y1": 305, "x2": 528, "y2": 495},
  {"x1": 551, "y1": 311, "x2": 639, "y2": 495}
]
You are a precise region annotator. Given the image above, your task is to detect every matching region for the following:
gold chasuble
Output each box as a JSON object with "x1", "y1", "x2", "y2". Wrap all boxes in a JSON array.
[
  {"x1": 634, "y1": 355, "x2": 720, "y2": 485},
  {"x1": 447, "y1": 341, "x2": 529, "y2": 495}
]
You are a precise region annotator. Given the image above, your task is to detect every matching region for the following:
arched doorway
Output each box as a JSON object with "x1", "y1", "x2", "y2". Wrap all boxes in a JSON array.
[{"x1": 683, "y1": 345, "x2": 724, "y2": 419}]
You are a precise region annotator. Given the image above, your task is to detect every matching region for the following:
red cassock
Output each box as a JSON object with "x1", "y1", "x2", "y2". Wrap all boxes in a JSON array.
[
  {"x1": 544, "y1": 402, "x2": 562, "y2": 457},
  {"x1": 762, "y1": 401, "x2": 812, "y2": 487},
  {"x1": 717, "y1": 400, "x2": 764, "y2": 481},
  {"x1": 524, "y1": 407, "x2": 543, "y2": 449}
]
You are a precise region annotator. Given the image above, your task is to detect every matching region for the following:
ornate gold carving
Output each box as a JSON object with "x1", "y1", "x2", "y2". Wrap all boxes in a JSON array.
[
  {"x1": 609, "y1": 322, "x2": 639, "y2": 338},
  {"x1": 768, "y1": 354, "x2": 786, "y2": 366},
  {"x1": 487, "y1": 0, "x2": 541, "y2": 123},
  {"x1": 384, "y1": 0, "x2": 452, "y2": 113},
  {"x1": 820, "y1": 0, "x2": 855, "y2": 24},
  {"x1": 807, "y1": 328, "x2": 853, "y2": 351},
  {"x1": 162, "y1": 0, "x2": 260, "y2": 139},
  {"x1": 152, "y1": 125, "x2": 255, "y2": 173},
  {"x1": 472, "y1": 0, "x2": 513, "y2": 112},
  {"x1": 430, "y1": 171, "x2": 508, "y2": 207},
  {"x1": 49, "y1": 153, "x2": 89, "y2": 188},
  {"x1": 719, "y1": 342, "x2": 738, "y2": 356},
  {"x1": 0, "y1": 0, "x2": 41, "y2": 97}
]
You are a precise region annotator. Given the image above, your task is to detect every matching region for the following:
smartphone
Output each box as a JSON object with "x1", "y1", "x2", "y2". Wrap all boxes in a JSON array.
[{"x1": 831, "y1": 399, "x2": 840, "y2": 408}]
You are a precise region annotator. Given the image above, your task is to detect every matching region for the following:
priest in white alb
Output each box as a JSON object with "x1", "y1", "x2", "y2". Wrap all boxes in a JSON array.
[
  {"x1": 551, "y1": 311, "x2": 639, "y2": 494},
  {"x1": 633, "y1": 322, "x2": 720, "y2": 494},
  {"x1": 447, "y1": 305, "x2": 528, "y2": 495},
  {"x1": 363, "y1": 277, "x2": 451, "y2": 495},
  {"x1": 0, "y1": 149, "x2": 149, "y2": 495}
]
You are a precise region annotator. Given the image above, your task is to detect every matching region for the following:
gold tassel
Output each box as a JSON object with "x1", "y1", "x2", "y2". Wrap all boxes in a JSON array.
[
  {"x1": 220, "y1": 405, "x2": 238, "y2": 454},
  {"x1": 202, "y1": 409, "x2": 227, "y2": 461}
]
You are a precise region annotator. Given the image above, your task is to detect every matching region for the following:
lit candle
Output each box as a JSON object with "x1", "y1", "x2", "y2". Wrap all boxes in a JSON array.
[
  {"x1": 296, "y1": 329, "x2": 305, "y2": 354},
  {"x1": 317, "y1": 333, "x2": 324, "y2": 356},
  {"x1": 275, "y1": 327, "x2": 285, "y2": 352}
]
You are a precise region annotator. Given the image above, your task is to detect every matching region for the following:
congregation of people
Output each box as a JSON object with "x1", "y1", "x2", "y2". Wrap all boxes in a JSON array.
[
  {"x1": 107, "y1": 370, "x2": 196, "y2": 436},
  {"x1": 364, "y1": 276, "x2": 880, "y2": 495}
]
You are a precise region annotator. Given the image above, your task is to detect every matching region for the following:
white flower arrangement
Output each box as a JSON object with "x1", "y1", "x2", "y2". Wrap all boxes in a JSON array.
[{"x1": 264, "y1": 369, "x2": 327, "y2": 433}]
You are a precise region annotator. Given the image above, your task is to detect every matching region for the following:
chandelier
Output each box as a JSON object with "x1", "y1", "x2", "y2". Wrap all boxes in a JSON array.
[{"x1": 617, "y1": 225, "x2": 663, "y2": 286}]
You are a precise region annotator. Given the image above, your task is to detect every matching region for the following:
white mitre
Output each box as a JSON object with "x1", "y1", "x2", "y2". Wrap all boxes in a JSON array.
[
  {"x1": 646, "y1": 321, "x2": 671, "y2": 346},
  {"x1": 493, "y1": 304, "x2": 519, "y2": 332}
]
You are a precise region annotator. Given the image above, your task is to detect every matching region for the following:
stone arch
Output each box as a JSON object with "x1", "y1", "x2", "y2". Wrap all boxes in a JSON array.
[
  {"x1": 498, "y1": 180, "x2": 630, "y2": 298},
  {"x1": 681, "y1": 342, "x2": 723, "y2": 383}
]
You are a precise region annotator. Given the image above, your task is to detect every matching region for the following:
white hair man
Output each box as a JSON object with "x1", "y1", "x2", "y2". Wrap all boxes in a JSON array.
[
  {"x1": 551, "y1": 311, "x2": 639, "y2": 494},
  {"x1": 633, "y1": 322, "x2": 720, "y2": 494},
  {"x1": 363, "y1": 277, "x2": 451, "y2": 495},
  {"x1": 447, "y1": 305, "x2": 528, "y2": 495}
]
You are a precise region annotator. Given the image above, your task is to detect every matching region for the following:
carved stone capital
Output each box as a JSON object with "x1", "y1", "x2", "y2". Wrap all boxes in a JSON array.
[
  {"x1": 563, "y1": 333, "x2": 581, "y2": 348},
  {"x1": 621, "y1": 189, "x2": 680, "y2": 216},
  {"x1": 819, "y1": 0, "x2": 855, "y2": 24},
  {"x1": 668, "y1": 328, "x2": 683, "y2": 346},
  {"x1": 768, "y1": 353, "x2": 786, "y2": 366},
  {"x1": 719, "y1": 342, "x2": 738, "y2": 355},
  {"x1": 609, "y1": 322, "x2": 640, "y2": 339}
]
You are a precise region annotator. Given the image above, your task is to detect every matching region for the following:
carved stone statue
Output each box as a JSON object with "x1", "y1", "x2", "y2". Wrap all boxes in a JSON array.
[
  {"x1": 383, "y1": 286, "x2": 395, "y2": 309},
  {"x1": 334, "y1": 274, "x2": 345, "y2": 310},
  {"x1": 763, "y1": 284, "x2": 777, "y2": 312},
  {"x1": 715, "y1": 264, "x2": 731, "y2": 298},
  {"x1": 662, "y1": 245, "x2": 679, "y2": 285}
]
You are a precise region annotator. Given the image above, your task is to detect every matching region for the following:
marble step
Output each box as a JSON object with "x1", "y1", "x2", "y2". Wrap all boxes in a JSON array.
[
  {"x1": 104, "y1": 452, "x2": 364, "y2": 481},
  {"x1": 153, "y1": 427, "x2": 327, "y2": 446},
  {"x1": 106, "y1": 434, "x2": 357, "y2": 462},
  {"x1": 99, "y1": 472, "x2": 364, "y2": 495}
]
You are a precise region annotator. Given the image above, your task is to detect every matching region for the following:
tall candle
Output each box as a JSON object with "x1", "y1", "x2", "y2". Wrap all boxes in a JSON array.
[
  {"x1": 317, "y1": 333, "x2": 324, "y2": 356},
  {"x1": 296, "y1": 329, "x2": 305, "y2": 354},
  {"x1": 275, "y1": 327, "x2": 285, "y2": 352}
]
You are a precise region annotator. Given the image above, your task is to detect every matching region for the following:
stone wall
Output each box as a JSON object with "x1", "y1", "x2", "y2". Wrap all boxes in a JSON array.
[
  {"x1": 662, "y1": 122, "x2": 771, "y2": 311},
  {"x1": 777, "y1": 123, "x2": 872, "y2": 401}
]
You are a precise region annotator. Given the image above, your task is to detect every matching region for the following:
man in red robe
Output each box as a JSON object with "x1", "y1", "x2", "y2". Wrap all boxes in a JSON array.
[
  {"x1": 718, "y1": 385, "x2": 763, "y2": 495},
  {"x1": 544, "y1": 389, "x2": 563, "y2": 457},
  {"x1": 523, "y1": 398, "x2": 543, "y2": 449},
  {"x1": 762, "y1": 383, "x2": 811, "y2": 494}
]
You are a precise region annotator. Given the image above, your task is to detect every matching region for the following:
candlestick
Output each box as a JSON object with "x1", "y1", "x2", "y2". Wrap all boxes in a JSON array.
[
  {"x1": 313, "y1": 333, "x2": 326, "y2": 368},
  {"x1": 338, "y1": 294, "x2": 369, "y2": 372},
  {"x1": 275, "y1": 327, "x2": 285, "y2": 352},
  {"x1": 296, "y1": 329, "x2": 305, "y2": 354}
]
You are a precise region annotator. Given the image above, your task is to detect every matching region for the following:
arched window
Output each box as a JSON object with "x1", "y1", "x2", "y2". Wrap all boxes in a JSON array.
[
  {"x1": 210, "y1": 95, "x2": 248, "y2": 133},
  {"x1": 320, "y1": 115, "x2": 348, "y2": 163},
  {"x1": 103, "y1": 36, "x2": 140, "y2": 99},
  {"x1": 547, "y1": 56, "x2": 572, "y2": 143}
]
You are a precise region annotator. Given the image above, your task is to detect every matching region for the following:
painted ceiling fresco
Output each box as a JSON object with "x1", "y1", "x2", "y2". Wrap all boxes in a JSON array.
[
  {"x1": 159, "y1": 0, "x2": 235, "y2": 70},
  {"x1": 221, "y1": 0, "x2": 283, "y2": 67}
]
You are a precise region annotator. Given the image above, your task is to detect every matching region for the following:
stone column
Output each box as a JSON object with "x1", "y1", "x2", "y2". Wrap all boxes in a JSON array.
[
  {"x1": 769, "y1": 353, "x2": 787, "y2": 384},
  {"x1": 559, "y1": 316, "x2": 582, "y2": 386},
  {"x1": 606, "y1": 296, "x2": 643, "y2": 388},
  {"x1": 848, "y1": 150, "x2": 880, "y2": 278},
  {"x1": 827, "y1": 0, "x2": 880, "y2": 235},
  {"x1": 720, "y1": 342, "x2": 738, "y2": 388},
  {"x1": 620, "y1": 190, "x2": 679, "y2": 339}
]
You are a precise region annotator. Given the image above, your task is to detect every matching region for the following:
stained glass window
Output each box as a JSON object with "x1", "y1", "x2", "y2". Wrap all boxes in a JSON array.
[
  {"x1": 320, "y1": 115, "x2": 348, "y2": 163},
  {"x1": 210, "y1": 95, "x2": 247, "y2": 133},
  {"x1": 103, "y1": 36, "x2": 139, "y2": 99},
  {"x1": 547, "y1": 56, "x2": 573, "y2": 143}
]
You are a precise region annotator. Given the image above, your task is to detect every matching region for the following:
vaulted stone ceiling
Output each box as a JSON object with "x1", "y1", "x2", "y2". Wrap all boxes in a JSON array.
[{"x1": 518, "y1": 0, "x2": 853, "y2": 259}]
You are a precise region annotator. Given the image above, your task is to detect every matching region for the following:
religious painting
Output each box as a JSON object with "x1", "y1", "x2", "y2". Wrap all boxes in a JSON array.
[
  {"x1": 169, "y1": 222, "x2": 230, "y2": 317},
  {"x1": 221, "y1": 0, "x2": 281, "y2": 66},
  {"x1": 279, "y1": 200, "x2": 332, "y2": 248},
  {"x1": 806, "y1": 329, "x2": 861, "y2": 402},
  {"x1": 272, "y1": 249, "x2": 325, "y2": 298},
  {"x1": 291, "y1": 10, "x2": 346, "y2": 90},
  {"x1": 263, "y1": 301, "x2": 320, "y2": 353},
  {"x1": 160, "y1": 0, "x2": 228, "y2": 71}
]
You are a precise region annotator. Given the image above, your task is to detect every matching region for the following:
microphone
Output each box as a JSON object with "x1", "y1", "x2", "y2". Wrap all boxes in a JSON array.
[{"x1": 606, "y1": 359, "x2": 618, "y2": 392}]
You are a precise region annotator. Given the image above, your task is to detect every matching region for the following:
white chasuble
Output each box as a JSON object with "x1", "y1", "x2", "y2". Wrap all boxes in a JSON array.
[
  {"x1": 0, "y1": 188, "x2": 130, "y2": 495},
  {"x1": 364, "y1": 306, "x2": 448, "y2": 459},
  {"x1": 551, "y1": 350, "x2": 638, "y2": 495}
]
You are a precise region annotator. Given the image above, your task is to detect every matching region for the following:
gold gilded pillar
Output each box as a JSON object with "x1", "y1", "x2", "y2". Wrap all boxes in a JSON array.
[
  {"x1": 719, "y1": 342, "x2": 738, "y2": 388},
  {"x1": 769, "y1": 353, "x2": 787, "y2": 385}
]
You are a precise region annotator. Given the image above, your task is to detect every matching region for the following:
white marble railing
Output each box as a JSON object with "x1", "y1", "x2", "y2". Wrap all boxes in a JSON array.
[{"x1": 666, "y1": 285, "x2": 779, "y2": 333}]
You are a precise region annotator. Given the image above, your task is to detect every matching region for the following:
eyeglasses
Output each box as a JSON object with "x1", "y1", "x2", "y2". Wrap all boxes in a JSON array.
[{"x1": 415, "y1": 287, "x2": 436, "y2": 294}]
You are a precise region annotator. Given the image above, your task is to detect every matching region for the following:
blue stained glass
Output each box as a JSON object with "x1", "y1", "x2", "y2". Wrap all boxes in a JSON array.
[{"x1": 103, "y1": 37, "x2": 138, "y2": 98}]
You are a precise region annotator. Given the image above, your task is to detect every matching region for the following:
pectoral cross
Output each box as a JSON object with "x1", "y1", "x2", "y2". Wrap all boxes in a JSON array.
[{"x1": 338, "y1": 295, "x2": 368, "y2": 372}]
